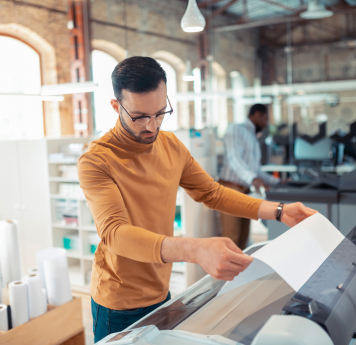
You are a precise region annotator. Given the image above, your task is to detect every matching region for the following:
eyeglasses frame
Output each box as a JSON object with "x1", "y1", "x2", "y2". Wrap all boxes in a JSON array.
[{"x1": 117, "y1": 96, "x2": 173, "y2": 127}]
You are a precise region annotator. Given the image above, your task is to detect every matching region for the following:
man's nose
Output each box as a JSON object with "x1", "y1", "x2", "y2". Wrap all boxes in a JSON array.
[{"x1": 146, "y1": 117, "x2": 158, "y2": 132}]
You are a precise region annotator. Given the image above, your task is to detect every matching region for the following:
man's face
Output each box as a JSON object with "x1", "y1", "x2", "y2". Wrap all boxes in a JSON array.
[
  {"x1": 253, "y1": 111, "x2": 269, "y2": 131},
  {"x1": 110, "y1": 80, "x2": 167, "y2": 144}
]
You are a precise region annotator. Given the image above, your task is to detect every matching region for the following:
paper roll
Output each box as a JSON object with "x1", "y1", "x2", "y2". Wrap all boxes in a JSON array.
[
  {"x1": 0, "y1": 304, "x2": 8, "y2": 331},
  {"x1": 37, "y1": 248, "x2": 72, "y2": 306},
  {"x1": 9, "y1": 280, "x2": 29, "y2": 328},
  {"x1": 42, "y1": 289, "x2": 47, "y2": 314},
  {"x1": 36, "y1": 248, "x2": 67, "y2": 291},
  {"x1": 22, "y1": 274, "x2": 46, "y2": 319},
  {"x1": 0, "y1": 220, "x2": 22, "y2": 286}
]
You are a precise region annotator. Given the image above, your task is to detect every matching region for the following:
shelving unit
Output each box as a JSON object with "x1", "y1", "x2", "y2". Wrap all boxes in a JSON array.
[{"x1": 47, "y1": 137, "x2": 98, "y2": 293}]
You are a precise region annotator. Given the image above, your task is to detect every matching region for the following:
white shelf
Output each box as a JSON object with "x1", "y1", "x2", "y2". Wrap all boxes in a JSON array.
[
  {"x1": 48, "y1": 161, "x2": 78, "y2": 165},
  {"x1": 83, "y1": 254, "x2": 95, "y2": 261},
  {"x1": 49, "y1": 177, "x2": 79, "y2": 182},
  {"x1": 50, "y1": 194, "x2": 86, "y2": 200},
  {"x1": 80, "y1": 225, "x2": 96, "y2": 231},
  {"x1": 52, "y1": 222, "x2": 79, "y2": 230},
  {"x1": 66, "y1": 251, "x2": 82, "y2": 259}
]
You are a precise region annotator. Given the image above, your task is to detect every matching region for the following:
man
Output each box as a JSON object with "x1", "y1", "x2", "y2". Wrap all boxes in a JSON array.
[
  {"x1": 77, "y1": 57, "x2": 316, "y2": 343},
  {"x1": 219, "y1": 104, "x2": 280, "y2": 250}
]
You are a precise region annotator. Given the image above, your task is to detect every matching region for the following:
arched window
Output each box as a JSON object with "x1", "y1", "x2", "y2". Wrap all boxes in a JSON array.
[
  {"x1": 0, "y1": 36, "x2": 43, "y2": 140},
  {"x1": 92, "y1": 49, "x2": 119, "y2": 134},
  {"x1": 155, "y1": 59, "x2": 178, "y2": 131}
]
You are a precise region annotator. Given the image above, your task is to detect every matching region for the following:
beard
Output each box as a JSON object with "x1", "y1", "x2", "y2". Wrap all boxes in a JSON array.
[{"x1": 120, "y1": 114, "x2": 160, "y2": 144}]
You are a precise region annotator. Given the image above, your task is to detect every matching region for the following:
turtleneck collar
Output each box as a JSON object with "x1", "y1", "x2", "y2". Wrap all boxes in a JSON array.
[{"x1": 111, "y1": 116, "x2": 156, "y2": 153}]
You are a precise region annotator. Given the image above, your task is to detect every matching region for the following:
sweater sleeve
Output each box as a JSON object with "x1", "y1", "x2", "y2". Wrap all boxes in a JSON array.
[
  {"x1": 179, "y1": 145, "x2": 263, "y2": 220},
  {"x1": 77, "y1": 152, "x2": 165, "y2": 264}
]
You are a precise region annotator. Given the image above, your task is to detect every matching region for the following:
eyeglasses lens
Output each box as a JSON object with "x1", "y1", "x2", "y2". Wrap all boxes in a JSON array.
[{"x1": 134, "y1": 111, "x2": 171, "y2": 127}]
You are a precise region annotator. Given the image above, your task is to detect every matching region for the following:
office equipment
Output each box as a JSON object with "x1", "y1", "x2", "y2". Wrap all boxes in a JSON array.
[{"x1": 96, "y1": 217, "x2": 356, "y2": 345}]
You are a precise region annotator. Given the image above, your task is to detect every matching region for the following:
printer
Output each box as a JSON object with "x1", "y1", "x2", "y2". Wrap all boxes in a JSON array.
[{"x1": 97, "y1": 226, "x2": 356, "y2": 345}]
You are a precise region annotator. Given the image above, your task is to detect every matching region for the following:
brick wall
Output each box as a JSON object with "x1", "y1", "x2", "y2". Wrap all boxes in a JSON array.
[{"x1": 0, "y1": 0, "x2": 258, "y2": 135}]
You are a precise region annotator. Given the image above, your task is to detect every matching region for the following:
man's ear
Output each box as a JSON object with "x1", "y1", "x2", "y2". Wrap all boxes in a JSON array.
[{"x1": 110, "y1": 99, "x2": 120, "y2": 115}]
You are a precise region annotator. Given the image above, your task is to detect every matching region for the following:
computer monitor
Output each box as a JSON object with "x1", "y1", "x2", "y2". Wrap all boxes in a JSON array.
[{"x1": 294, "y1": 137, "x2": 332, "y2": 160}]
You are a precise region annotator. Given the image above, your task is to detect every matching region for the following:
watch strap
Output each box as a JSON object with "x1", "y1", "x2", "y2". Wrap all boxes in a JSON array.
[{"x1": 275, "y1": 202, "x2": 284, "y2": 222}]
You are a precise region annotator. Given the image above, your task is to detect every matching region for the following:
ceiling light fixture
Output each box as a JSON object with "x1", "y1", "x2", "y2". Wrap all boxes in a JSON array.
[
  {"x1": 300, "y1": 0, "x2": 333, "y2": 20},
  {"x1": 183, "y1": 61, "x2": 195, "y2": 81},
  {"x1": 181, "y1": 0, "x2": 206, "y2": 33}
]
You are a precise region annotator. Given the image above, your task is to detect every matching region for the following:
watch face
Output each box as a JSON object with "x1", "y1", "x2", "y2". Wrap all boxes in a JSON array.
[{"x1": 106, "y1": 331, "x2": 132, "y2": 343}]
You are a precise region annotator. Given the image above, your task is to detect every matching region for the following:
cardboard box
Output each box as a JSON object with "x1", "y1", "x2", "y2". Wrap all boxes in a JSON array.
[{"x1": 0, "y1": 297, "x2": 84, "y2": 345}]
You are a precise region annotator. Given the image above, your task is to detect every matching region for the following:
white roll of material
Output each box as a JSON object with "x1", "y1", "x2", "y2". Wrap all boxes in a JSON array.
[
  {"x1": 37, "y1": 248, "x2": 72, "y2": 306},
  {"x1": 42, "y1": 289, "x2": 47, "y2": 314},
  {"x1": 22, "y1": 274, "x2": 46, "y2": 319},
  {"x1": 0, "y1": 220, "x2": 22, "y2": 286},
  {"x1": 0, "y1": 304, "x2": 8, "y2": 331},
  {"x1": 9, "y1": 281, "x2": 29, "y2": 328}
]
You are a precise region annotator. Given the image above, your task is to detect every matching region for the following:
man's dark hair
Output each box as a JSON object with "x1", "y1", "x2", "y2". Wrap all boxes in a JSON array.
[
  {"x1": 111, "y1": 56, "x2": 167, "y2": 101},
  {"x1": 248, "y1": 104, "x2": 268, "y2": 117}
]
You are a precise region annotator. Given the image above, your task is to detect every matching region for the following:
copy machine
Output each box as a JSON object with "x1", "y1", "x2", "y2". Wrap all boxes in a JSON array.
[{"x1": 97, "y1": 226, "x2": 356, "y2": 345}]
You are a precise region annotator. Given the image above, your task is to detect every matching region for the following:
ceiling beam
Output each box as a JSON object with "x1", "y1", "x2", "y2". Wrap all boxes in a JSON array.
[
  {"x1": 259, "y1": 0, "x2": 302, "y2": 13},
  {"x1": 197, "y1": 0, "x2": 225, "y2": 8},
  {"x1": 214, "y1": 15, "x2": 303, "y2": 32},
  {"x1": 212, "y1": 0, "x2": 239, "y2": 18},
  {"x1": 261, "y1": 38, "x2": 356, "y2": 50},
  {"x1": 261, "y1": 21, "x2": 308, "y2": 44},
  {"x1": 213, "y1": 6, "x2": 356, "y2": 33}
]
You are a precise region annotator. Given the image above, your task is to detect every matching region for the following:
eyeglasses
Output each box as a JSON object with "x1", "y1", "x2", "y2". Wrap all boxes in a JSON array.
[{"x1": 117, "y1": 96, "x2": 173, "y2": 128}]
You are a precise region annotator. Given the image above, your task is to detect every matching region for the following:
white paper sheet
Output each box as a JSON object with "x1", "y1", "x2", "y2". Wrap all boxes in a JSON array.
[
  {"x1": 219, "y1": 213, "x2": 344, "y2": 296},
  {"x1": 218, "y1": 259, "x2": 274, "y2": 296}
]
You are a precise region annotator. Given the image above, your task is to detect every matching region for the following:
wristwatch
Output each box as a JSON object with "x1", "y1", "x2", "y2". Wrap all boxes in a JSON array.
[{"x1": 275, "y1": 203, "x2": 284, "y2": 222}]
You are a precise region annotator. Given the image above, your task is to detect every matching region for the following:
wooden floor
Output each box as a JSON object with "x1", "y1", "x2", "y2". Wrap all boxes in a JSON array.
[{"x1": 72, "y1": 292, "x2": 94, "y2": 345}]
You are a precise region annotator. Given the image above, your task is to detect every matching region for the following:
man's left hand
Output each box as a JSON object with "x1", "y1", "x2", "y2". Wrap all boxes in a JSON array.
[{"x1": 282, "y1": 202, "x2": 318, "y2": 227}]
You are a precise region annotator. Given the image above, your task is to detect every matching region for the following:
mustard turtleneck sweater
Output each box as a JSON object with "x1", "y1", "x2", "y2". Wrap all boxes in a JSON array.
[{"x1": 77, "y1": 118, "x2": 263, "y2": 310}]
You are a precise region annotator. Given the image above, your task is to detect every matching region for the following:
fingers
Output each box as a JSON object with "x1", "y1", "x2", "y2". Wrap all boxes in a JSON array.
[
  {"x1": 215, "y1": 274, "x2": 238, "y2": 281},
  {"x1": 297, "y1": 202, "x2": 318, "y2": 217},
  {"x1": 305, "y1": 207, "x2": 318, "y2": 215},
  {"x1": 226, "y1": 250, "x2": 253, "y2": 266}
]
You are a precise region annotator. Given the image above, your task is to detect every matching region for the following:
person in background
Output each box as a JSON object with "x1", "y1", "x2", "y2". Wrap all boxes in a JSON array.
[{"x1": 219, "y1": 104, "x2": 280, "y2": 249}]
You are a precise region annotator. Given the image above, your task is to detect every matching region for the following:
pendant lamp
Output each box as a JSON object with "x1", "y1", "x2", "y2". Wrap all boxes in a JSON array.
[
  {"x1": 181, "y1": 0, "x2": 206, "y2": 33},
  {"x1": 300, "y1": 0, "x2": 333, "y2": 20}
]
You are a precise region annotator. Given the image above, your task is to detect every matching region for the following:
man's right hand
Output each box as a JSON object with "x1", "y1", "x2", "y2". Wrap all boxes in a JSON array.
[
  {"x1": 192, "y1": 237, "x2": 253, "y2": 281},
  {"x1": 161, "y1": 237, "x2": 253, "y2": 281},
  {"x1": 252, "y1": 178, "x2": 270, "y2": 195}
]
